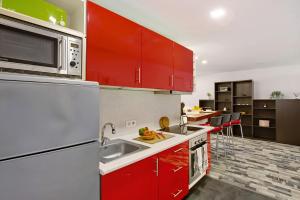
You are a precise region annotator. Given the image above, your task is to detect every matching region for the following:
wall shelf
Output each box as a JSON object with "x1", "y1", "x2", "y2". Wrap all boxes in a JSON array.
[
  {"x1": 254, "y1": 116, "x2": 276, "y2": 119},
  {"x1": 216, "y1": 91, "x2": 231, "y2": 93},
  {"x1": 254, "y1": 126, "x2": 276, "y2": 129},
  {"x1": 0, "y1": 0, "x2": 86, "y2": 37},
  {"x1": 254, "y1": 108, "x2": 276, "y2": 110}
]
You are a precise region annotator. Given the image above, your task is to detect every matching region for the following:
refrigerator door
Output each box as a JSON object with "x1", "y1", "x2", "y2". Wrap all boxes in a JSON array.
[
  {"x1": 0, "y1": 142, "x2": 99, "y2": 200},
  {"x1": 0, "y1": 77, "x2": 100, "y2": 160}
]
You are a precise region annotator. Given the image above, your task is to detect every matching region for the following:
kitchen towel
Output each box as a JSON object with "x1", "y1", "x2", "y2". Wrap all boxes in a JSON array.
[{"x1": 196, "y1": 147, "x2": 203, "y2": 173}]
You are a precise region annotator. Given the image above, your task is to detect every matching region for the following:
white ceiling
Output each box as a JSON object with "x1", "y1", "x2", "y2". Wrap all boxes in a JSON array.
[{"x1": 92, "y1": 0, "x2": 300, "y2": 75}]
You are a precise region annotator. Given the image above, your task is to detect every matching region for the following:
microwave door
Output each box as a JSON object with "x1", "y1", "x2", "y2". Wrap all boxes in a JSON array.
[{"x1": 0, "y1": 17, "x2": 66, "y2": 74}]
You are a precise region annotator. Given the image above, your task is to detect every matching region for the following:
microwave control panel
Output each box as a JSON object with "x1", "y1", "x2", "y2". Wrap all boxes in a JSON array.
[{"x1": 67, "y1": 37, "x2": 82, "y2": 76}]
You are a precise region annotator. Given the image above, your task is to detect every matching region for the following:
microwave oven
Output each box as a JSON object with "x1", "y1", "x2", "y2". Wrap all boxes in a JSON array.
[{"x1": 0, "y1": 15, "x2": 82, "y2": 77}]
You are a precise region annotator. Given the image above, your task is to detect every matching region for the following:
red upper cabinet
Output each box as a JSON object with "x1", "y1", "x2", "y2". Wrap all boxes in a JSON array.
[
  {"x1": 141, "y1": 28, "x2": 174, "y2": 90},
  {"x1": 101, "y1": 155, "x2": 158, "y2": 200},
  {"x1": 86, "y1": 1, "x2": 141, "y2": 87},
  {"x1": 173, "y1": 43, "x2": 194, "y2": 92},
  {"x1": 86, "y1": 1, "x2": 194, "y2": 91}
]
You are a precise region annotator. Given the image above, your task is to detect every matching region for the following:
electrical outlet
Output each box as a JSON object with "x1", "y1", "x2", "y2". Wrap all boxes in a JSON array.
[
  {"x1": 131, "y1": 120, "x2": 137, "y2": 127},
  {"x1": 125, "y1": 120, "x2": 137, "y2": 128},
  {"x1": 125, "y1": 120, "x2": 131, "y2": 128}
]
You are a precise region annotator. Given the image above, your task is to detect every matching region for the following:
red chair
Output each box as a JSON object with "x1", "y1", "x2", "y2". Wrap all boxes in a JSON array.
[
  {"x1": 230, "y1": 112, "x2": 244, "y2": 138},
  {"x1": 222, "y1": 114, "x2": 235, "y2": 155},
  {"x1": 206, "y1": 116, "x2": 226, "y2": 161}
]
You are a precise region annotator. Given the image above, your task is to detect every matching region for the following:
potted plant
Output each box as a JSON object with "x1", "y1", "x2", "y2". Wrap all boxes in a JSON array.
[
  {"x1": 207, "y1": 92, "x2": 212, "y2": 100},
  {"x1": 270, "y1": 91, "x2": 284, "y2": 99},
  {"x1": 293, "y1": 92, "x2": 300, "y2": 99}
]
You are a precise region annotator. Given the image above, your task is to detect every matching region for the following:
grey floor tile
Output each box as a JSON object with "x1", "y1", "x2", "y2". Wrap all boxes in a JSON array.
[
  {"x1": 185, "y1": 177, "x2": 275, "y2": 200},
  {"x1": 208, "y1": 135, "x2": 300, "y2": 200}
]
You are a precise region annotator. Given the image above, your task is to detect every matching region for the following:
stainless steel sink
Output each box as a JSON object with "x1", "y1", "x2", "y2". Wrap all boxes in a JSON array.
[{"x1": 99, "y1": 139, "x2": 149, "y2": 163}]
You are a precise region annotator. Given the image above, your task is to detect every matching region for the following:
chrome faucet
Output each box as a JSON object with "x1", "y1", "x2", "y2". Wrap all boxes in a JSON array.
[
  {"x1": 179, "y1": 114, "x2": 188, "y2": 126},
  {"x1": 100, "y1": 122, "x2": 116, "y2": 146}
]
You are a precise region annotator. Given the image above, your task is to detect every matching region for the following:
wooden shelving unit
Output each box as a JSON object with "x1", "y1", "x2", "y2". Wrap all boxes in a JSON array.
[
  {"x1": 232, "y1": 80, "x2": 253, "y2": 137},
  {"x1": 253, "y1": 99, "x2": 276, "y2": 141},
  {"x1": 212, "y1": 82, "x2": 299, "y2": 144},
  {"x1": 214, "y1": 81, "x2": 233, "y2": 114},
  {"x1": 214, "y1": 80, "x2": 253, "y2": 137},
  {"x1": 199, "y1": 100, "x2": 215, "y2": 111}
]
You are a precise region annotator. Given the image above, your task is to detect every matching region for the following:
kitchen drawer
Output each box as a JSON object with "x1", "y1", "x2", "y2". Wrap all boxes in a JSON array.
[
  {"x1": 158, "y1": 167, "x2": 188, "y2": 200},
  {"x1": 170, "y1": 182, "x2": 189, "y2": 200},
  {"x1": 159, "y1": 162, "x2": 188, "y2": 187},
  {"x1": 159, "y1": 142, "x2": 189, "y2": 167},
  {"x1": 163, "y1": 142, "x2": 189, "y2": 157},
  {"x1": 159, "y1": 154, "x2": 189, "y2": 177}
]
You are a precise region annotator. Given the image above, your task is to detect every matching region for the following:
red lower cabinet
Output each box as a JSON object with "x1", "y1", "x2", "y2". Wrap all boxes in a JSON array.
[
  {"x1": 158, "y1": 142, "x2": 189, "y2": 200},
  {"x1": 101, "y1": 142, "x2": 189, "y2": 200},
  {"x1": 101, "y1": 156, "x2": 158, "y2": 200}
]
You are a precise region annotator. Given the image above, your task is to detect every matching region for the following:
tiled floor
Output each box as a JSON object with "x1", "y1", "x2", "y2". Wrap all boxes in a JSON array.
[
  {"x1": 185, "y1": 176, "x2": 275, "y2": 200},
  {"x1": 208, "y1": 134, "x2": 300, "y2": 200}
]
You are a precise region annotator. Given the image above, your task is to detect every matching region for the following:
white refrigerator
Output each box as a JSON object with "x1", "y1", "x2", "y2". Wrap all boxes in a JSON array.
[{"x1": 0, "y1": 74, "x2": 100, "y2": 200}]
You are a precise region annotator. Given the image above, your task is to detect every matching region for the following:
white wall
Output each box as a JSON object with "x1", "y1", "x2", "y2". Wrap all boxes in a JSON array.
[
  {"x1": 100, "y1": 89, "x2": 181, "y2": 138},
  {"x1": 182, "y1": 65, "x2": 300, "y2": 107}
]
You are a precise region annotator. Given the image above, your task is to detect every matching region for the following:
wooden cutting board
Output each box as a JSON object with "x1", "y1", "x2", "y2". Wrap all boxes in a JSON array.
[{"x1": 133, "y1": 133, "x2": 174, "y2": 144}]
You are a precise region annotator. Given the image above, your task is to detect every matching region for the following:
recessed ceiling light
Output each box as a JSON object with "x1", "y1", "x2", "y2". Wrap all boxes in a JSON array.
[
  {"x1": 210, "y1": 8, "x2": 226, "y2": 19},
  {"x1": 201, "y1": 60, "x2": 208, "y2": 64},
  {"x1": 195, "y1": 56, "x2": 199, "y2": 60}
]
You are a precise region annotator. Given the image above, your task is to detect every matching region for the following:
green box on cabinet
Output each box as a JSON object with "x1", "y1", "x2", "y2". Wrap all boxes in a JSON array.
[{"x1": 0, "y1": 0, "x2": 68, "y2": 27}]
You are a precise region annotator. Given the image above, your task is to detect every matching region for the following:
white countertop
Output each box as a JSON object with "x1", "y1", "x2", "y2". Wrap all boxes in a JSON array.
[{"x1": 99, "y1": 125, "x2": 213, "y2": 175}]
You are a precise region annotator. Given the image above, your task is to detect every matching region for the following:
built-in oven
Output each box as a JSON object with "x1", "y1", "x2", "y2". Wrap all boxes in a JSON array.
[
  {"x1": 0, "y1": 15, "x2": 82, "y2": 77},
  {"x1": 189, "y1": 133, "x2": 208, "y2": 186}
]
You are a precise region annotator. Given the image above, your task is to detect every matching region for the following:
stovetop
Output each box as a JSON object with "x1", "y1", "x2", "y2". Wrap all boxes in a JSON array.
[{"x1": 159, "y1": 125, "x2": 204, "y2": 135}]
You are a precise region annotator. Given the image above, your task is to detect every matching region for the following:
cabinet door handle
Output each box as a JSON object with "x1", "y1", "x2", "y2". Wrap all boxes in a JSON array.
[
  {"x1": 169, "y1": 75, "x2": 174, "y2": 87},
  {"x1": 153, "y1": 158, "x2": 159, "y2": 176},
  {"x1": 172, "y1": 189, "x2": 183, "y2": 198},
  {"x1": 173, "y1": 148, "x2": 183, "y2": 153},
  {"x1": 135, "y1": 67, "x2": 141, "y2": 84},
  {"x1": 138, "y1": 67, "x2": 141, "y2": 84},
  {"x1": 172, "y1": 166, "x2": 183, "y2": 173}
]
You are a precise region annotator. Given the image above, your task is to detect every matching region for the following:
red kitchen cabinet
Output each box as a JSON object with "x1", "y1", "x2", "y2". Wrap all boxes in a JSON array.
[
  {"x1": 158, "y1": 142, "x2": 189, "y2": 200},
  {"x1": 101, "y1": 155, "x2": 158, "y2": 200},
  {"x1": 101, "y1": 142, "x2": 189, "y2": 200},
  {"x1": 173, "y1": 43, "x2": 194, "y2": 92},
  {"x1": 141, "y1": 28, "x2": 174, "y2": 90},
  {"x1": 87, "y1": 1, "x2": 141, "y2": 87},
  {"x1": 86, "y1": 1, "x2": 194, "y2": 91}
]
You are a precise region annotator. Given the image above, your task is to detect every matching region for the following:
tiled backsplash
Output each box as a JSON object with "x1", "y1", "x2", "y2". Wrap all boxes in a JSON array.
[{"x1": 99, "y1": 89, "x2": 181, "y2": 138}]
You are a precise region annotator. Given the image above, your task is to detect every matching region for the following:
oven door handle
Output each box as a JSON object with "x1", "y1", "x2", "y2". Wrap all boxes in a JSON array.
[{"x1": 190, "y1": 141, "x2": 206, "y2": 151}]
